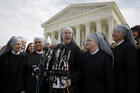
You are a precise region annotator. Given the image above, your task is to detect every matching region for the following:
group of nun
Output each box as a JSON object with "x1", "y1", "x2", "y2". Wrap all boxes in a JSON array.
[{"x1": 0, "y1": 24, "x2": 139, "y2": 93}]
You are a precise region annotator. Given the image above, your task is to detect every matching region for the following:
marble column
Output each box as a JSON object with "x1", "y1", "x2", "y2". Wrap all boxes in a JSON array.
[
  {"x1": 58, "y1": 30, "x2": 61, "y2": 40},
  {"x1": 45, "y1": 32, "x2": 48, "y2": 39},
  {"x1": 76, "y1": 24, "x2": 80, "y2": 46},
  {"x1": 96, "y1": 20, "x2": 102, "y2": 32},
  {"x1": 107, "y1": 17, "x2": 114, "y2": 43},
  {"x1": 85, "y1": 22, "x2": 90, "y2": 39},
  {"x1": 51, "y1": 31, "x2": 55, "y2": 42}
]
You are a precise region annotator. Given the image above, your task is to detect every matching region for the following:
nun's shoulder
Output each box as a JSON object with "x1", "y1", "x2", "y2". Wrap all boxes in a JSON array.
[
  {"x1": 99, "y1": 50, "x2": 111, "y2": 58},
  {"x1": 0, "y1": 51, "x2": 12, "y2": 60},
  {"x1": 123, "y1": 41, "x2": 136, "y2": 49},
  {"x1": 70, "y1": 42, "x2": 80, "y2": 49}
]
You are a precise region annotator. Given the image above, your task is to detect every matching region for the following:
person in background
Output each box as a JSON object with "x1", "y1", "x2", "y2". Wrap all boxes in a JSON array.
[
  {"x1": 0, "y1": 36, "x2": 24, "y2": 93},
  {"x1": 44, "y1": 40, "x2": 51, "y2": 51},
  {"x1": 18, "y1": 37, "x2": 27, "y2": 54},
  {"x1": 83, "y1": 32, "x2": 114, "y2": 93},
  {"x1": 131, "y1": 25, "x2": 140, "y2": 93},
  {"x1": 82, "y1": 41, "x2": 89, "y2": 53},
  {"x1": 25, "y1": 42, "x2": 34, "y2": 55},
  {"x1": 112, "y1": 24, "x2": 137, "y2": 93},
  {"x1": 131, "y1": 25, "x2": 140, "y2": 48},
  {"x1": 52, "y1": 40, "x2": 61, "y2": 48}
]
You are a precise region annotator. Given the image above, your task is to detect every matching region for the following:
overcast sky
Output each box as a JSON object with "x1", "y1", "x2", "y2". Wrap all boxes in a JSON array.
[{"x1": 0, "y1": 0, "x2": 140, "y2": 47}]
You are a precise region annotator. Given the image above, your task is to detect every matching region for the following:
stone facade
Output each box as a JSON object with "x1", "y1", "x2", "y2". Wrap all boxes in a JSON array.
[{"x1": 41, "y1": 1, "x2": 126, "y2": 46}]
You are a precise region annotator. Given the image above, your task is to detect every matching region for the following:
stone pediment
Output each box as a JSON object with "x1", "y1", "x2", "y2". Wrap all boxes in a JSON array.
[{"x1": 42, "y1": 2, "x2": 114, "y2": 26}]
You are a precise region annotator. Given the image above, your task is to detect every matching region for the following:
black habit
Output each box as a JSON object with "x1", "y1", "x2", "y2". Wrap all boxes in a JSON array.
[
  {"x1": 17, "y1": 51, "x2": 48, "y2": 93},
  {"x1": 84, "y1": 50, "x2": 114, "y2": 93},
  {"x1": 112, "y1": 41, "x2": 137, "y2": 93},
  {"x1": 54, "y1": 42, "x2": 83, "y2": 93},
  {"x1": 0, "y1": 51, "x2": 24, "y2": 93}
]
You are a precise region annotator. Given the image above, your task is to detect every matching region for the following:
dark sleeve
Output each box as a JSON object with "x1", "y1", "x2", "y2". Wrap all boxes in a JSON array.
[
  {"x1": 125, "y1": 44, "x2": 137, "y2": 93},
  {"x1": 0, "y1": 55, "x2": 4, "y2": 90},
  {"x1": 71, "y1": 46, "x2": 84, "y2": 85},
  {"x1": 104, "y1": 55, "x2": 115, "y2": 93},
  {"x1": 16, "y1": 55, "x2": 28, "y2": 92}
]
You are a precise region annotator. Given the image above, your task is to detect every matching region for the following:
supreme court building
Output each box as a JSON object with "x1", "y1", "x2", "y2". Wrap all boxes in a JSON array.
[{"x1": 41, "y1": 1, "x2": 127, "y2": 46}]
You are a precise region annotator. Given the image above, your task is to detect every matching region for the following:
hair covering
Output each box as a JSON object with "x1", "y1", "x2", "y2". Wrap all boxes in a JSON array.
[
  {"x1": 60, "y1": 27, "x2": 77, "y2": 45},
  {"x1": 18, "y1": 36, "x2": 27, "y2": 42},
  {"x1": 45, "y1": 40, "x2": 52, "y2": 45},
  {"x1": 0, "y1": 36, "x2": 22, "y2": 56},
  {"x1": 52, "y1": 40, "x2": 61, "y2": 45},
  {"x1": 34, "y1": 37, "x2": 45, "y2": 46},
  {"x1": 113, "y1": 24, "x2": 136, "y2": 48},
  {"x1": 88, "y1": 32, "x2": 114, "y2": 66}
]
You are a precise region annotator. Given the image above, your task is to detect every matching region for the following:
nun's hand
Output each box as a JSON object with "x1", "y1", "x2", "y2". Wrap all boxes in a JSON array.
[
  {"x1": 20, "y1": 91, "x2": 26, "y2": 93},
  {"x1": 66, "y1": 79, "x2": 71, "y2": 86}
]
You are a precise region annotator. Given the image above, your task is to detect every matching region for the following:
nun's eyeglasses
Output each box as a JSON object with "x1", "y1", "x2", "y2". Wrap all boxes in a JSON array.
[{"x1": 64, "y1": 32, "x2": 72, "y2": 35}]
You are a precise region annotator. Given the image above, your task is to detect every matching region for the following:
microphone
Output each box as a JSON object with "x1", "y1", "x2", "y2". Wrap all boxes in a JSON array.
[{"x1": 55, "y1": 48, "x2": 61, "y2": 62}]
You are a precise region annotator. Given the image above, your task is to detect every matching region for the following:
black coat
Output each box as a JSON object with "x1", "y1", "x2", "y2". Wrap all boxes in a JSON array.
[
  {"x1": 83, "y1": 50, "x2": 114, "y2": 93},
  {"x1": 0, "y1": 51, "x2": 24, "y2": 93},
  {"x1": 112, "y1": 41, "x2": 137, "y2": 93}
]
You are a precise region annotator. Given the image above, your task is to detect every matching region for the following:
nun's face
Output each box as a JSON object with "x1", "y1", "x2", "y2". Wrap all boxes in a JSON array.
[
  {"x1": 13, "y1": 42, "x2": 22, "y2": 53},
  {"x1": 21, "y1": 40, "x2": 26, "y2": 49},
  {"x1": 34, "y1": 40, "x2": 43, "y2": 52},
  {"x1": 133, "y1": 31, "x2": 139, "y2": 40},
  {"x1": 112, "y1": 30, "x2": 124, "y2": 42},
  {"x1": 62, "y1": 30, "x2": 72, "y2": 44},
  {"x1": 86, "y1": 37, "x2": 98, "y2": 49},
  {"x1": 45, "y1": 43, "x2": 51, "y2": 48}
]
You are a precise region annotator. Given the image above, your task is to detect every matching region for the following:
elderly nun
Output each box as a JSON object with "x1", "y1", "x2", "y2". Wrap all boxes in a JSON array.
[
  {"x1": 18, "y1": 36, "x2": 27, "y2": 54},
  {"x1": 112, "y1": 24, "x2": 137, "y2": 93},
  {"x1": 51, "y1": 27, "x2": 83, "y2": 93},
  {"x1": 44, "y1": 40, "x2": 52, "y2": 51},
  {"x1": 0, "y1": 36, "x2": 17, "y2": 56},
  {"x1": 17, "y1": 37, "x2": 48, "y2": 93},
  {"x1": 0, "y1": 36, "x2": 24, "y2": 93},
  {"x1": 83, "y1": 32, "x2": 114, "y2": 93}
]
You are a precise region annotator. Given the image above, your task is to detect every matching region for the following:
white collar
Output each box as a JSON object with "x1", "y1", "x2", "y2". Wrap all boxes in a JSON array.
[
  {"x1": 11, "y1": 50, "x2": 20, "y2": 55},
  {"x1": 36, "y1": 50, "x2": 44, "y2": 54},
  {"x1": 20, "y1": 49, "x2": 24, "y2": 52},
  {"x1": 90, "y1": 48, "x2": 99, "y2": 55},
  {"x1": 116, "y1": 40, "x2": 124, "y2": 46}
]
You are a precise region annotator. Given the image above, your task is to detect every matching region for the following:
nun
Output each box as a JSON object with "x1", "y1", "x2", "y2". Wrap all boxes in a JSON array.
[
  {"x1": 44, "y1": 40, "x2": 51, "y2": 51},
  {"x1": 52, "y1": 40, "x2": 61, "y2": 48},
  {"x1": 83, "y1": 32, "x2": 114, "y2": 93},
  {"x1": 0, "y1": 36, "x2": 16, "y2": 56},
  {"x1": 51, "y1": 27, "x2": 83, "y2": 93},
  {"x1": 0, "y1": 36, "x2": 24, "y2": 93},
  {"x1": 18, "y1": 37, "x2": 27, "y2": 54},
  {"x1": 17, "y1": 37, "x2": 48, "y2": 93},
  {"x1": 112, "y1": 24, "x2": 137, "y2": 93}
]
